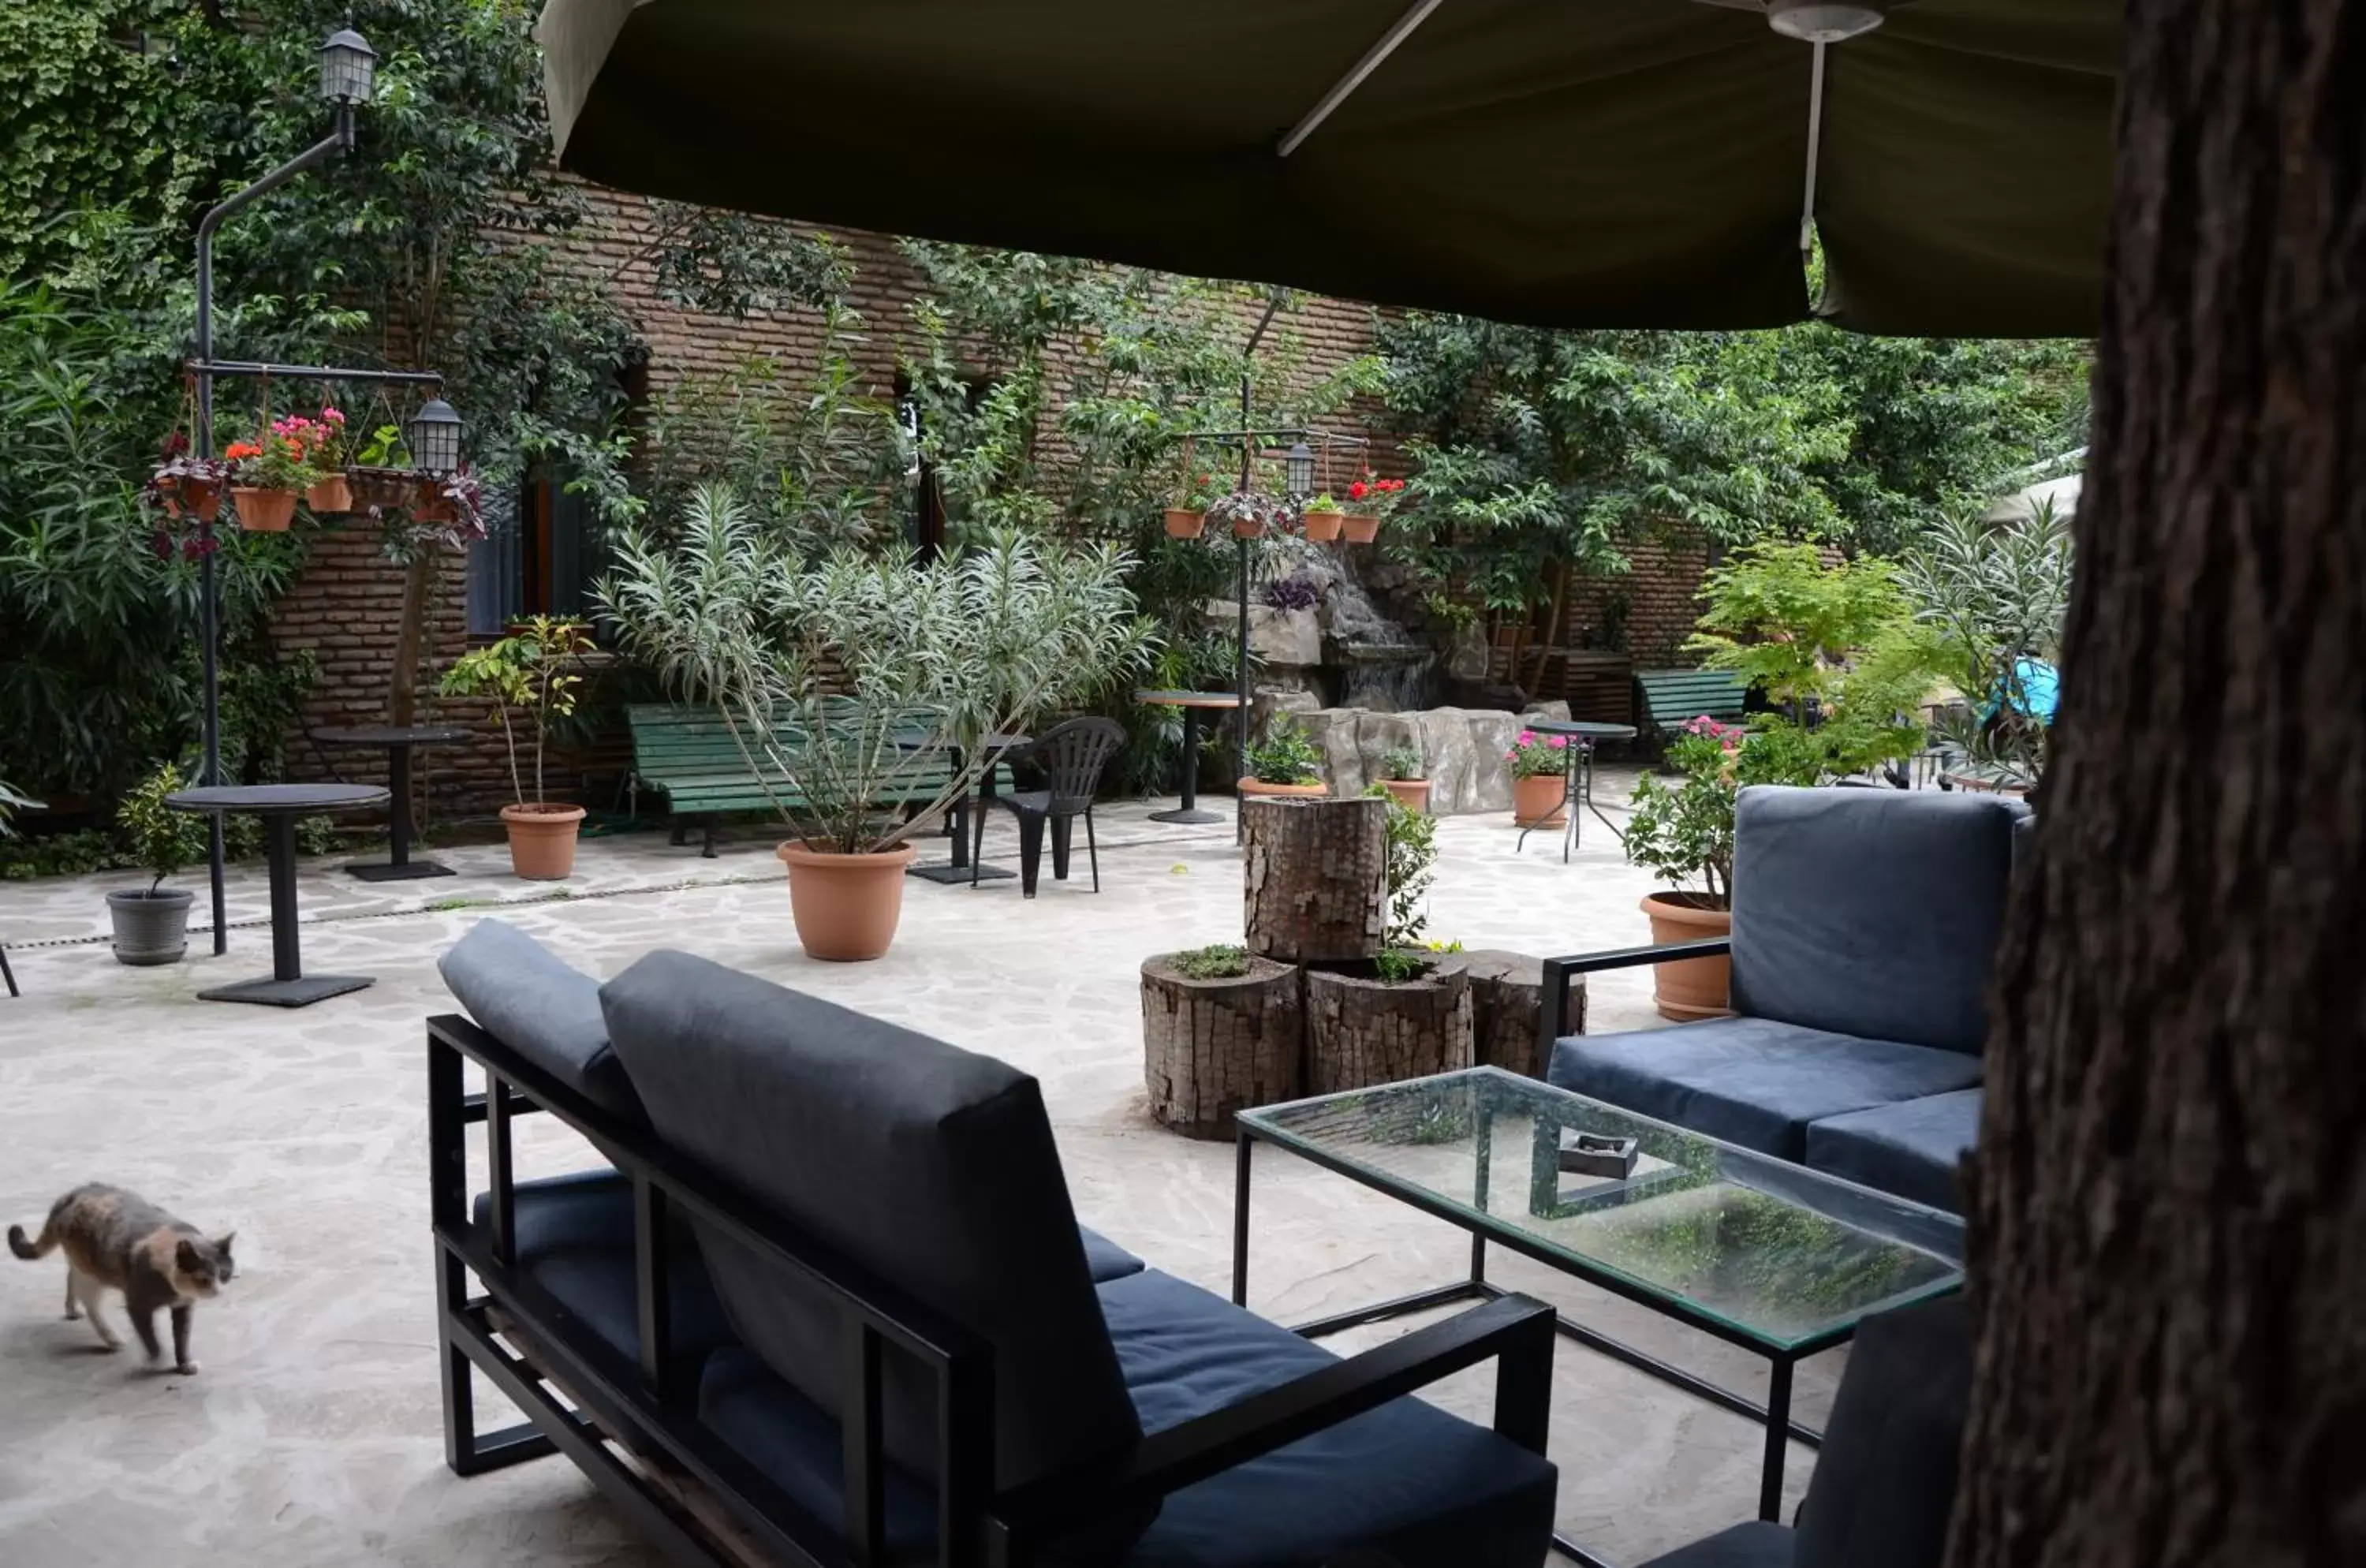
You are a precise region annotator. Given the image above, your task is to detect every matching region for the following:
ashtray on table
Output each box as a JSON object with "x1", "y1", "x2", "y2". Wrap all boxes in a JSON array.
[{"x1": 1558, "y1": 1131, "x2": 1640, "y2": 1181}]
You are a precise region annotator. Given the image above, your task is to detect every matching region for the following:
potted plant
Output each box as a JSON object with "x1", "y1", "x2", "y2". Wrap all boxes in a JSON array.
[
  {"x1": 1340, "y1": 470, "x2": 1406, "y2": 544},
  {"x1": 107, "y1": 763, "x2": 207, "y2": 966},
  {"x1": 438, "y1": 617, "x2": 594, "y2": 879},
  {"x1": 145, "y1": 438, "x2": 226, "y2": 522},
  {"x1": 1240, "y1": 719, "x2": 1328, "y2": 799},
  {"x1": 1165, "y1": 470, "x2": 1221, "y2": 539},
  {"x1": 1300, "y1": 492, "x2": 1345, "y2": 543},
  {"x1": 223, "y1": 419, "x2": 327, "y2": 532},
  {"x1": 347, "y1": 422, "x2": 416, "y2": 510},
  {"x1": 1506, "y1": 729, "x2": 1570, "y2": 827},
  {"x1": 285, "y1": 407, "x2": 352, "y2": 513},
  {"x1": 1208, "y1": 489, "x2": 1286, "y2": 542},
  {"x1": 599, "y1": 484, "x2": 1154, "y2": 961},
  {"x1": 1375, "y1": 745, "x2": 1430, "y2": 812}
]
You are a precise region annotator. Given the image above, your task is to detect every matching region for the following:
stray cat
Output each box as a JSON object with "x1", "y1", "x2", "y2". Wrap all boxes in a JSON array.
[{"x1": 9, "y1": 1183, "x2": 234, "y2": 1374}]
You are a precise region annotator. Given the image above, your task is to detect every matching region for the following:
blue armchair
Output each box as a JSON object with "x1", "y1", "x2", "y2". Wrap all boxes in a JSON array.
[{"x1": 1539, "y1": 786, "x2": 2030, "y2": 1212}]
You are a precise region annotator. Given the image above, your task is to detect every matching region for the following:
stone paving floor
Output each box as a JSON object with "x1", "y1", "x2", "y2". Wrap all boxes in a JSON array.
[{"x1": 0, "y1": 773, "x2": 1845, "y2": 1567}]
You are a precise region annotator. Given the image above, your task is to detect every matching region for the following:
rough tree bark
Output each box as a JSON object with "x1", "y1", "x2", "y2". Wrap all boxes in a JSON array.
[
  {"x1": 1140, "y1": 954, "x2": 1304, "y2": 1140},
  {"x1": 1460, "y1": 950, "x2": 1586, "y2": 1077},
  {"x1": 1304, "y1": 958, "x2": 1473, "y2": 1095},
  {"x1": 1241, "y1": 797, "x2": 1388, "y2": 962},
  {"x1": 1950, "y1": 3, "x2": 2366, "y2": 1564}
]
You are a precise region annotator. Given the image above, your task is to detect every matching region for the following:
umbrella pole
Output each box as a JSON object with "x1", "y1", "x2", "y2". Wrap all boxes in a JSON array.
[{"x1": 1235, "y1": 298, "x2": 1282, "y2": 844}]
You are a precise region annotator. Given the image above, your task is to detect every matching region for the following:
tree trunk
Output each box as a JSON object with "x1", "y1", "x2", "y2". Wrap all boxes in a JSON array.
[
  {"x1": 1140, "y1": 954, "x2": 1304, "y2": 1140},
  {"x1": 386, "y1": 551, "x2": 440, "y2": 726},
  {"x1": 1241, "y1": 796, "x2": 1388, "y2": 963},
  {"x1": 1304, "y1": 958, "x2": 1473, "y2": 1096},
  {"x1": 1460, "y1": 949, "x2": 1586, "y2": 1077},
  {"x1": 1950, "y1": 4, "x2": 2366, "y2": 1565}
]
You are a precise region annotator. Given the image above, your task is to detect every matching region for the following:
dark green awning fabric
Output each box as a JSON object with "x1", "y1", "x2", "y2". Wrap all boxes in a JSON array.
[{"x1": 539, "y1": 0, "x2": 2116, "y2": 336}]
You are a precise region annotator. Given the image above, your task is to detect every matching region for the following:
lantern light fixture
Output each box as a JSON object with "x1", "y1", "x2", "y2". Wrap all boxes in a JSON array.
[
  {"x1": 408, "y1": 398, "x2": 465, "y2": 475},
  {"x1": 319, "y1": 28, "x2": 377, "y2": 106},
  {"x1": 1284, "y1": 442, "x2": 1315, "y2": 498}
]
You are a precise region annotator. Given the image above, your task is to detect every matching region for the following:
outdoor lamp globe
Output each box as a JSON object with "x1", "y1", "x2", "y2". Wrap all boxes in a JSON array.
[
  {"x1": 1765, "y1": 1, "x2": 1886, "y2": 43},
  {"x1": 319, "y1": 28, "x2": 377, "y2": 106},
  {"x1": 1285, "y1": 442, "x2": 1315, "y2": 497},
  {"x1": 408, "y1": 398, "x2": 464, "y2": 475}
]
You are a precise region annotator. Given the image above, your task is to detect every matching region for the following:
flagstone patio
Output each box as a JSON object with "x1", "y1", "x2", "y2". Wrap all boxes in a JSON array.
[{"x1": 0, "y1": 775, "x2": 1843, "y2": 1567}]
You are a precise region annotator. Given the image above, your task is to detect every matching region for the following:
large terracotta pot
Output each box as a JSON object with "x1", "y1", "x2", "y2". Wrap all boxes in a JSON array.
[
  {"x1": 1301, "y1": 510, "x2": 1344, "y2": 543},
  {"x1": 305, "y1": 474, "x2": 354, "y2": 513},
  {"x1": 1238, "y1": 776, "x2": 1328, "y2": 799},
  {"x1": 1379, "y1": 778, "x2": 1431, "y2": 813},
  {"x1": 1511, "y1": 772, "x2": 1567, "y2": 828},
  {"x1": 233, "y1": 486, "x2": 297, "y2": 532},
  {"x1": 1162, "y1": 508, "x2": 1206, "y2": 539},
  {"x1": 501, "y1": 803, "x2": 586, "y2": 880},
  {"x1": 1341, "y1": 513, "x2": 1380, "y2": 544},
  {"x1": 1640, "y1": 892, "x2": 1733, "y2": 1021},
  {"x1": 776, "y1": 841, "x2": 920, "y2": 961}
]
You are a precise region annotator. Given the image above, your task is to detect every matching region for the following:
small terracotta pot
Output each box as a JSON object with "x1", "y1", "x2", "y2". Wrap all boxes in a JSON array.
[
  {"x1": 1512, "y1": 772, "x2": 1567, "y2": 829},
  {"x1": 1231, "y1": 515, "x2": 1267, "y2": 540},
  {"x1": 777, "y1": 841, "x2": 920, "y2": 961},
  {"x1": 159, "y1": 475, "x2": 225, "y2": 523},
  {"x1": 1341, "y1": 513, "x2": 1381, "y2": 544},
  {"x1": 233, "y1": 486, "x2": 298, "y2": 532},
  {"x1": 1301, "y1": 511, "x2": 1344, "y2": 543},
  {"x1": 1640, "y1": 892, "x2": 1733, "y2": 1021},
  {"x1": 1238, "y1": 776, "x2": 1328, "y2": 799},
  {"x1": 501, "y1": 803, "x2": 586, "y2": 880},
  {"x1": 1162, "y1": 508, "x2": 1207, "y2": 539},
  {"x1": 1379, "y1": 778, "x2": 1431, "y2": 813},
  {"x1": 305, "y1": 474, "x2": 354, "y2": 513}
]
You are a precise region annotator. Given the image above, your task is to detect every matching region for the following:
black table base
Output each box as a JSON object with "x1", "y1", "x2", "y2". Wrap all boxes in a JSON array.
[
  {"x1": 166, "y1": 793, "x2": 386, "y2": 1010},
  {"x1": 1148, "y1": 704, "x2": 1229, "y2": 825},
  {"x1": 199, "y1": 973, "x2": 375, "y2": 1007},
  {"x1": 332, "y1": 734, "x2": 457, "y2": 880},
  {"x1": 906, "y1": 749, "x2": 1023, "y2": 885},
  {"x1": 345, "y1": 857, "x2": 455, "y2": 883}
]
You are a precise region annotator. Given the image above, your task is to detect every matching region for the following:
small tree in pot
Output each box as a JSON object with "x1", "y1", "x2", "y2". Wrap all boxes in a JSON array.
[
  {"x1": 108, "y1": 763, "x2": 207, "y2": 965},
  {"x1": 438, "y1": 618, "x2": 593, "y2": 880},
  {"x1": 1240, "y1": 720, "x2": 1327, "y2": 798}
]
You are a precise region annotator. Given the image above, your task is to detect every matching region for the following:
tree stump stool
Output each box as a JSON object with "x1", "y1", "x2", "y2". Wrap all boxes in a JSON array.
[
  {"x1": 1461, "y1": 949, "x2": 1589, "y2": 1078},
  {"x1": 1304, "y1": 956, "x2": 1475, "y2": 1096},
  {"x1": 1141, "y1": 953, "x2": 1305, "y2": 1139},
  {"x1": 1242, "y1": 796, "x2": 1388, "y2": 963}
]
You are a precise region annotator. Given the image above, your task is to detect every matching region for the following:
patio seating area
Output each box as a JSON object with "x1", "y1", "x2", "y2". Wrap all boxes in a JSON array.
[{"x1": 0, "y1": 781, "x2": 1909, "y2": 1566}]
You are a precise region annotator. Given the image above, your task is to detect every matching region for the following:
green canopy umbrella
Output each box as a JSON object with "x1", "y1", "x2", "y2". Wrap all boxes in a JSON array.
[{"x1": 539, "y1": 0, "x2": 2114, "y2": 335}]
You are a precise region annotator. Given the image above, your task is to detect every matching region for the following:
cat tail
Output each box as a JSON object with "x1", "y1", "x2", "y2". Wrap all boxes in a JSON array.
[{"x1": 7, "y1": 1220, "x2": 54, "y2": 1260}]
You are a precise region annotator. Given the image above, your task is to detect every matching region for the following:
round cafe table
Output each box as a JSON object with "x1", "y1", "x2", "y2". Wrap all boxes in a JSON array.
[
  {"x1": 312, "y1": 724, "x2": 472, "y2": 881},
  {"x1": 901, "y1": 732, "x2": 1031, "y2": 886},
  {"x1": 1515, "y1": 719, "x2": 1639, "y2": 863},
  {"x1": 1133, "y1": 689, "x2": 1242, "y2": 825},
  {"x1": 166, "y1": 783, "x2": 389, "y2": 1007}
]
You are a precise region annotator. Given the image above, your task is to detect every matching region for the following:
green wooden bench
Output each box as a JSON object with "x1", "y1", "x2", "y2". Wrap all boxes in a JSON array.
[
  {"x1": 1633, "y1": 667, "x2": 1750, "y2": 740},
  {"x1": 626, "y1": 703, "x2": 998, "y2": 857}
]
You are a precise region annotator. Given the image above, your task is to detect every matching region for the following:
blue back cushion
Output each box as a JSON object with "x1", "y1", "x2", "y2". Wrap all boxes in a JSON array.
[
  {"x1": 598, "y1": 952, "x2": 1141, "y2": 1495},
  {"x1": 438, "y1": 920, "x2": 644, "y2": 1123},
  {"x1": 1729, "y1": 787, "x2": 2028, "y2": 1055}
]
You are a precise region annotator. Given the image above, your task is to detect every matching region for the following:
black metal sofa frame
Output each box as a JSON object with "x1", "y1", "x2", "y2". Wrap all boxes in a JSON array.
[{"x1": 428, "y1": 1010, "x2": 1559, "y2": 1568}]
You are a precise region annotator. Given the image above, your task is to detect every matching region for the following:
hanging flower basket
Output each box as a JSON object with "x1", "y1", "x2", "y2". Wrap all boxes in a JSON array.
[
  {"x1": 1163, "y1": 508, "x2": 1207, "y2": 539},
  {"x1": 412, "y1": 476, "x2": 455, "y2": 524},
  {"x1": 306, "y1": 473, "x2": 354, "y2": 513},
  {"x1": 347, "y1": 465, "x2": 416, "y2": 510},
  {"x1": 1342, "y1": 513, "x2": 1381, "y2": 545},
  {"x1": 147, "y1": 457, "x2": 226, "y2": 523},
  {"x1": 233, "y1": 486, "x2": 298, "y2": 532},
  {"x1": 1232, "y1": 514, "x2": 1267, "y2": 540},
  {"x1": 1302, "y1": 507, "x2": 1344, "y2": 543}
]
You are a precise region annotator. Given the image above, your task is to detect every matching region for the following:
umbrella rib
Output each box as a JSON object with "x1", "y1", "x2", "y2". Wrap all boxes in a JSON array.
[
  {"x1": 1799, "y1": 39, "x2": 1827, "y2": 263},
  {"x1": 1277, "y1": 0, "x2": 1449, "y2": 157}
]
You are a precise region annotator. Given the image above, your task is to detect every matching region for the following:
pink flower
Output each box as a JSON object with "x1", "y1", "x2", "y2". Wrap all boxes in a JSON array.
[
  {"x1": 1548, "y1": 736, "x2": 1569, "y2": 749},
  {"x1": 1504, "y1": 749, "x2": 1517, "y2": 760},
  {"x1": 1516, "y1": 730, "x2": 1535, "y2": 745},
  {"x1": 323, "y1": 407, "x2": 345, "y2": 424}
]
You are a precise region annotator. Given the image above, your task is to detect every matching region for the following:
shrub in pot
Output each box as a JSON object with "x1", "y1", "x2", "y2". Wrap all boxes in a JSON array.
[
  {"x1": 1506, "y1": 729, "x2": 1570, "y2": 827},
  {"x1": 108, "y1": 763, "x2": 207, "y2": 966},
  {"x1": 438, "y1": 618, "x2": 594, "y2": 880},
  {"x1": 1164, "y1": 469, "x2": 1221, "y2": 539},
  {"x1": 600, "y1": 484, "x2": 1155, "y2": 961},
  {"x1": 1375, "y1": 744, "x2": 1430, "y2": 813},
  {"x1": 1240, "y1": 720, "x2": 1327, "y2": 799}
]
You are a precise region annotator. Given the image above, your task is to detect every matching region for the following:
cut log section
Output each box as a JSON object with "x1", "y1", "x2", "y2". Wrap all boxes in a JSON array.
[
  {"x1": 1241, "y1": 795, "x2": 1388, "y2": 964},
  {"x1": 1141, "y1": 953, "x2": 1305, "y2": 1140},
  {"x1": 1461, "y1": 949, "x2": 1589, "y2": 1078},
  {"x1": 1304, "y1": 956, "x2": 1475, "y2": 1096}
]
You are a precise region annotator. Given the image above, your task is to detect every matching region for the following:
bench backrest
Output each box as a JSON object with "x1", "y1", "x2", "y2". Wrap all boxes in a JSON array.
[
  {"x1": 628, "y1": 702, "x2": 952, "y2": 773},
  {"x1": 1635, "y1": 668, "x2": 1748, "y2": 731}
]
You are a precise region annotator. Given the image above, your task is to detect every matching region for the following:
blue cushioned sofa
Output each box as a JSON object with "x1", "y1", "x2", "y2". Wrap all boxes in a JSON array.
[
  {"x1": 1539, "y1": 787, "x2": 2031, "y2": 1214},
  {"x1": 431, "y1": 921, "x2": 1560, "y2": 1568}
]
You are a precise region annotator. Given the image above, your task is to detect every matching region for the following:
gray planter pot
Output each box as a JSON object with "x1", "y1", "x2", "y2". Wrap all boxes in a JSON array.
[{"x1": 107, "y1": 887, "x2": 193, "y2": 966}]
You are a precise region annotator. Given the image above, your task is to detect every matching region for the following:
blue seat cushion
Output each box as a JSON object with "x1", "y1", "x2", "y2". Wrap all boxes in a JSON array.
[
  {"x1": 696, "y1": 1267, "x2": 1557, "y2": 1568},
  {"x1": 1105, "y1": 1268, "x2": 1557, "y2": 1568},
  {"x1": 439, "y1": 920, "x2": 644, "y2": 1123},
  {"x1": 1082, "y1": 1226, "x2": 1148, "y2": 1284},
  {"x1": 472, "y1": 1170, "x2": 737, "y2": 1383},
  {"x1": 1804, "y1": 1090, "x2": 1984, "y2": 1214},
  {"x1": 1728, "y1": 786, "x2": 2028, "y2": 1055},
  {"x1": 1548, "y1": 1016, "x2": 1984, "y2": 1160},
  {"x1": 1638, "y1": 1521, "x2": 1795, "y2": 1568}
]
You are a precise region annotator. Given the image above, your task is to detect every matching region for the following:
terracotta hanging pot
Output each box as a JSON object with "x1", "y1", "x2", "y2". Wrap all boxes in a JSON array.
[
  {"x1": 777, "y1": 841, "x2": 920, "y2": 961},
  {"x1": 1301, "y1": 511, "x2": 1344, "y2": 543},
  {"x1": 501, "y1": 803, "x2": 587, "y2": 880},
  {"x1": 1639, "y1": 892, "x2": 1733, "y2": 1021},
  {"x1": 305, "y1": 473, "x2": 354, "y2": 513},
  {"x1": 159, "y1": 475, "x2": 225, "y2": 523},
  {"x1": 1231, "y1": 514, "x2": 1267, "y2": 540},
  {"x1": 1341, "y1": 513, "x2": 1381, "y2": 544},
  {"x1": 1163, "y1": 508, "x2": 1207, "y2": 539},
  {"x1": 1512, "y1": 773, "x2": 1567, "y2": 828},
  {"x1": 233, "y1": 487, "x2": 298, "y2": 532}
]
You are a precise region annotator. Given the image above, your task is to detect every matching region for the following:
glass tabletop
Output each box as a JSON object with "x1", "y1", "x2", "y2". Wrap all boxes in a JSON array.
[{"x1": 1239, "y1": 1067, "x2": 1964, "y2": 1353}]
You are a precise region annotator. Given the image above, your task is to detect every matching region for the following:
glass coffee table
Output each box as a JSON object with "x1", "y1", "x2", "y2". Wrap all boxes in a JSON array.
[{"x1": 1233, "y1": 1067, "x2": 1965, "y2": 1566}]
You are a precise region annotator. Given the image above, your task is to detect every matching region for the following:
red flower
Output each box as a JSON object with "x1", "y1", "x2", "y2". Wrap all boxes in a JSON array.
[
  {"x1": 1347, "y1": 480, "x2": 1368, "y2": 500},
  {"x1": 225, "y1": 441, "x2": 261, "y2": 461}
]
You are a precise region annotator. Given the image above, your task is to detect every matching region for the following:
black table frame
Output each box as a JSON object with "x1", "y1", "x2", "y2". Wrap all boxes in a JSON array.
[
  {"x1": 1136, "y1": 693, "x2": 1238, "y2": 827},
  {"x1": 314, "y1": 728, "x2": 467, "y2": 881},
  {"x1": 170, "y1": 789, "x2": 385, "y2": 1007},
  {"x1": 906, "y1": 737, "x2": 1026, "y2": 887},
  {"x1": 1234, "y1": 1066, "x2": 1957, "y2": 1567},
  {"x1": 1515, "y1": 722, "x2": 1636, "y2": 863}
]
